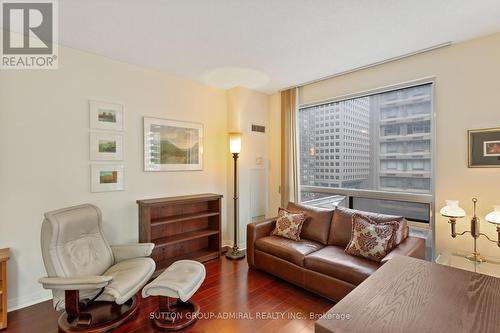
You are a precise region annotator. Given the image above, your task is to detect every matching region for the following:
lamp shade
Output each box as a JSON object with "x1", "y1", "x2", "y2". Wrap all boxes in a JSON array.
[
  {"x1": 440, "y1": 200, "x2": 466, "y2": 218},
  {"x1": 229, "y1": 132, "x2": 242, "y2": 154},
  {"x1": 486, "y1": 205, "x2": 500, "y2": 224}
]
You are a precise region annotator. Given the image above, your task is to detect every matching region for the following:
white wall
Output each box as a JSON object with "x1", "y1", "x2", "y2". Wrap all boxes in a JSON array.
[
  {"x1": 226, "y1": 87, "x2": 270, "y2": 248},
  {"x1": 267, "y1": 93, "x2": 281, "y2": 217},
  {"x1": 0, "y1": 46, "x2": 229, "y2": 310}
]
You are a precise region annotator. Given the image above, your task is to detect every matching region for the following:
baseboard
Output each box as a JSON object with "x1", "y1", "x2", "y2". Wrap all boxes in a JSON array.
[{"x1": 8, "y1": 289, "x2": 52, "y2": 312}]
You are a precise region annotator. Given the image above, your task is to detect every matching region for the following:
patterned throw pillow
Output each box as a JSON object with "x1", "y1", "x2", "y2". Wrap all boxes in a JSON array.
[
  {"x1": 271, "y1": 208, "x2": 307, "y2": 241},
  {"x1": 345, "y1": 214, "x2": 397, "y2": 262}
]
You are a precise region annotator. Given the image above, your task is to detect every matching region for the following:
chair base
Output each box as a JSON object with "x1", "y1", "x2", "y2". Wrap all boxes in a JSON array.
[
  {"x1": 58, "y1": 295, "x2": 138, "y2": 333},
  {"x1": 153, "y1": 298, "x2": 200, "y2": 331}
]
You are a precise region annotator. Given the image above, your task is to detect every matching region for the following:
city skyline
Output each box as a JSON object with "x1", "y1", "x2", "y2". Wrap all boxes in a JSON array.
[{"x1": 299, "y1": 84, "x2": 432, "y2": 202}]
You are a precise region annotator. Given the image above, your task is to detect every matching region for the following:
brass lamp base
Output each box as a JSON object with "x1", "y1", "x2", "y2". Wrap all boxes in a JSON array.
[
  {"x1": 465, "y1": 252, "x2": 486, "y2": 263},
  {"x1": 225, "y1": 247, "x2": 245, "y2": 260}
]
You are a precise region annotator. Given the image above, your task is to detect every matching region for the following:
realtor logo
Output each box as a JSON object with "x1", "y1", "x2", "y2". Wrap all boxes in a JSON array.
[{"x1": 1, "y1": 0, "x2": 58, "y2": 69}]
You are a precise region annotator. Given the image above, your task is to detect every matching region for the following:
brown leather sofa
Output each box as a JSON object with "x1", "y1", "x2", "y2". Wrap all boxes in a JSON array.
[{"x1": 247, "y1": 203, "x2": 425, "y2": 302}]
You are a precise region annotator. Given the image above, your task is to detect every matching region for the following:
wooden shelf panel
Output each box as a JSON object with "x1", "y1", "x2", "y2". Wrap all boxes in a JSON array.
[
  {"x1": 153, "y1": 229, "x2": 219, "y2": 248},
  {"x1": 137, "y1": 193, "x2": 223, "y2": 206},
  {"x1": 0, "y1": 248, "x2": 8, "y2": 329},
  {"x1": 139, "y1": 195, "x2": 221, "y2": 281},
  {"x1": 153, "y1": 249, "x2": 219, "y2": 278},
  {"x1": 151, "y1": 211, "x2": 219, "y2": 226}
]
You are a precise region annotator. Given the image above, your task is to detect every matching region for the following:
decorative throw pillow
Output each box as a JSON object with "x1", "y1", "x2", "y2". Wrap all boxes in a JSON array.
[
  {"x1": 271, "y1": 208, "x2": 307, "y2": 241},
  {"x1": 345, "y1": 214, "x2": 397, "y2": 262}
]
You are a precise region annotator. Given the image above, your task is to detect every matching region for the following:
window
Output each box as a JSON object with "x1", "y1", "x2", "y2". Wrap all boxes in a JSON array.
[
  {"x1": 383, "y1": 124, "x2": 400, "y2": 136},
  {"x1": 384, "y1": 160, "x2": 398, "y2": 170},
  {"x1": 298, "y1": 83, "x2": 433, "y2": 223},
  {"x1": 411, "y1": 160, "x2": 425, "y2": 171},
  {"x1": 407, "y1": 121, "x2": 430, "y2": 135},
  {"x1": 381, "y1": 107, "x2": 399, "y2": 119},
  {"x1": 382, "y1": 142, "x2": 399, "y2": 154}
]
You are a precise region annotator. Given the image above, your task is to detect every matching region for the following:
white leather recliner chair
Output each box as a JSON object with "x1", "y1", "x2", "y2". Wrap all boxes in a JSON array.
[{"x1": 39, "y1": 204, "x2": 156, "y2": 333}]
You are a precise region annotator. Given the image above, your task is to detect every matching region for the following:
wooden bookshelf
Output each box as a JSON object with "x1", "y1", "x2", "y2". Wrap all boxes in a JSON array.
[
  {"x1": 0, "y1": 248, "x2": 10, "y2": 330},
  {"x1": 137, "y1": 194, "x2": 222, "y2": 277}
]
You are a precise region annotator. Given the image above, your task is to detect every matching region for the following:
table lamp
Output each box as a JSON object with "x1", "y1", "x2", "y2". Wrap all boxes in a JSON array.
[
  {"x1": 486, "y1": 206, "x2": 500, "y2": 244},
  {"x1": 441, "y1": 198, "x2": 500, "y2": 262}
]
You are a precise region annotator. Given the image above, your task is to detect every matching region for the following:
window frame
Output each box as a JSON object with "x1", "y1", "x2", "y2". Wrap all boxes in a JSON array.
[{"x1": 296, "y1": 77, "x2": 435, "y2": 229}]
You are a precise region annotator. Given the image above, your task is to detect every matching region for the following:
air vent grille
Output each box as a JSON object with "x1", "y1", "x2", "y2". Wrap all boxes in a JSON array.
[{"x1": 251, "y1": 124, "x2": 265, "y2": 133}]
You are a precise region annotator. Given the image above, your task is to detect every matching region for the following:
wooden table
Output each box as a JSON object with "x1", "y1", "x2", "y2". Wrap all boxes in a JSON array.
[
  {"x1": 315, "y1": 256, "x2": 500, "y2": 333},
  {"x1": 0, "y1": 248, "x2": 9, "y2": 330}
]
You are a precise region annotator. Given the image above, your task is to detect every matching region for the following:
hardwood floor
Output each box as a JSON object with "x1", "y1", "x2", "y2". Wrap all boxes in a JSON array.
[{"x1": 5, "y1": 258, "x2": 334, "y2": 333}]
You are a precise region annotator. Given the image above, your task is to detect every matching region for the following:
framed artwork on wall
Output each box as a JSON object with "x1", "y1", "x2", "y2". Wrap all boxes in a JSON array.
[
  {"x1": 91, "y1": 164, "x2": 124, "y2": 192},
  {"x1": 90, "y1": 132, "x2": 123, "y2": 161},
  {"x1": 468, "y1": 127, "x2": 500, "y2": 167},
  {"x1": 89, "y1": 100, "x2": 124, "y2": 131},
  {"x1": 143, "y1": 117, "x2": 203, "y2": 171}
]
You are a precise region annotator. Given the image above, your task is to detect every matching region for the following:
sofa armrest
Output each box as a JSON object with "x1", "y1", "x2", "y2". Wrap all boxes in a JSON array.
[
  {"x1": 111, "y1": 243, "x2": 155, "y2": 263},
  {"x1": 381, "y1": 236, "x2": 426, "y2": 264},
  {"x1": 247, "y1": 217, "x2": 277, "y2": 268},
  {"x1": 39, "y1": 276, "x2": 112, "y2": 291}
]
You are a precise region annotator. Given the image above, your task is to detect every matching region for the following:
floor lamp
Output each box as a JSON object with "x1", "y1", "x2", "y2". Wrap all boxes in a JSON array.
[{"x1": 226, "y1": 132, "x2": 245, "y2": 260}]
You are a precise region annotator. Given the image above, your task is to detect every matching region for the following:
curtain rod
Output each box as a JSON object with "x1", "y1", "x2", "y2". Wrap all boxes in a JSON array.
[{"x1": 279, "y1": 41, "x2": 452, "y2": 92}]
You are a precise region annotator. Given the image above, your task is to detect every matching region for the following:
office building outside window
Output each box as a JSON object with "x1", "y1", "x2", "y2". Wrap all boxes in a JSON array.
[{"x1": 298, "y1": 83, "x2": 433, "y2": 223}]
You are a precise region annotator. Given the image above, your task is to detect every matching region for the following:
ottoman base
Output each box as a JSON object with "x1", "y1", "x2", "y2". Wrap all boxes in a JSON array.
[
  {"x1": 142, "y1": 260, "x2": 206, "y2": 331},
  {"x1": 153, "y1": 297, "x2": 200, "y2": 331}
]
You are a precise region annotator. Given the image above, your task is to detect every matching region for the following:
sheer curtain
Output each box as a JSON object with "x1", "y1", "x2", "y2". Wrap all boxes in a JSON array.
[{"x1": 280, "y1": 88, "x2": 299, "y2": 206}]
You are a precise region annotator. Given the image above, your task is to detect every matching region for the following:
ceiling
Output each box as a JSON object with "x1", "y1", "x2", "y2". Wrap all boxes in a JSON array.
[{"x1": 59, "y1": 0, "x2": 500, "y2": 93}]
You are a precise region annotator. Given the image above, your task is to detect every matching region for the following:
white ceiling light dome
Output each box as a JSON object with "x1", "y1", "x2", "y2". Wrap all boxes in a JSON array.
[{"x1": 201, "y1": 67, "x2": 270, "y2": 91}]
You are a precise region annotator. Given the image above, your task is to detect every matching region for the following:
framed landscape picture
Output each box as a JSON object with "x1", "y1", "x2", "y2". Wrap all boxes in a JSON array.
[
  {"x1": 468, "y1": 127, "x2": 500, "y2": 167},
  {"x1": 91, "y1": 164, "x2": 124, "y2": 192},
  {"x1": 89, "y1": 100, "x2": 124, "y2": 131},
  {"x1": 90, "y1": 133, "x2": 123, "y2": 161},
  {"x1": 143, "y1": 117, "x2": 203, "y2": 171}
]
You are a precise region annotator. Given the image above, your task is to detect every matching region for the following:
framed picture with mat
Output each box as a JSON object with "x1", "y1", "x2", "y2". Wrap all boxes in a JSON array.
[{"x1": 468, "y1": 127, "x2": 500, "y2": 168}]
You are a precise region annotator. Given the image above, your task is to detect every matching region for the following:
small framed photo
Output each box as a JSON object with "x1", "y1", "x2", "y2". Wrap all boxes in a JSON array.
[
  {"x1": 143, "y1": 117, "x2": 203, "y2": 171},
  {"x1": 468, "y1": 127, "x2": 500, "y2": 167},
  {"x1": 483, "y1": 141, "x2": 500, "y2": 157},
  {"x1": 90, "y1": 133, "x2": 123, "y2": 161},
  {"x1": 89, "y1": 100, "x2": 124, "y2": 131},
  {"x1": 91, "y1": 164, "x2": 124, "y2": 192}
]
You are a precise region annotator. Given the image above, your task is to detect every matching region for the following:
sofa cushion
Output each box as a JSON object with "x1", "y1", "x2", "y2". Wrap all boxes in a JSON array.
[
  {"x1": 328, "y1": 206, "x2": 408, "y2": 247},
  {"x1": 345, "y1": 214, "x2": 397, "y2": 262},
  {"x1": 271, "y1": 208, "x2": 307, "y2": 241},
  {"x1": 287, "y1": 202, "x2": 334, "y2": 244},
  {"x1": 304, "y1": 246, "x2": 381, "y2": 285},
  {"x1": 255, "y1": 236, "x2": 324, "y2": 267}
]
